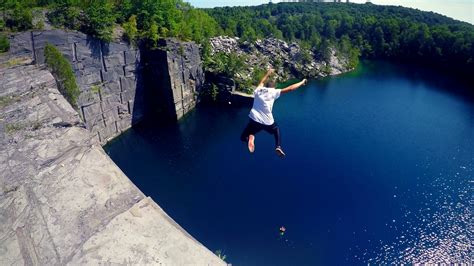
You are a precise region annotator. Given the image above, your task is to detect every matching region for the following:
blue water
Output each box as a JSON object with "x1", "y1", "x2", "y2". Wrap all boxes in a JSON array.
[{"x1": 105, "y1": 61, "x2": 473, "y2": 265}]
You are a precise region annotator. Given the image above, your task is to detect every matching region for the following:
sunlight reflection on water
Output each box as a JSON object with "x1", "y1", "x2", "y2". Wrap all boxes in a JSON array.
[{"x1": 365, "y1": 157, "x2": 473, "y2": 263}]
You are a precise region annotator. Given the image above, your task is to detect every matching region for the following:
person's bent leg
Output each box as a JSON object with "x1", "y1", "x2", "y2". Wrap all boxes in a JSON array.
[
  {"x1": 241, "y1": 119, "x2": 262, "y2": 153},
  {"x1": 240, "y1": 120, "x2": 254, "y2": 143}
]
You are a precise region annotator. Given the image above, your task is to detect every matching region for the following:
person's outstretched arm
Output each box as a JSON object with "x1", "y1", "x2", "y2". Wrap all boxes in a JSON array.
[
  {"x1": 257, "y1": 68, "x2": 275, "y2": 87},
  {"x1": 281, "y1": 79, "x2": 307, "y2": 95}
]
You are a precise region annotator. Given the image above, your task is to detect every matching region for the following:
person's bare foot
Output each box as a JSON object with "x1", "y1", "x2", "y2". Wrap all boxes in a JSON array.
[
  {"x1": 248, "y1": 135, "x2": 255, "y2": 153},
  {"x1": 275, "y1": 146, "x2": 286, "y2": 158}
]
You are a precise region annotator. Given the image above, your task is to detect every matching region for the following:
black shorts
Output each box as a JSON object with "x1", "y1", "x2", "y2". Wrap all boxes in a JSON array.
[{"x1": 240, "y1": 119, "x2": 281, "y2": 147}]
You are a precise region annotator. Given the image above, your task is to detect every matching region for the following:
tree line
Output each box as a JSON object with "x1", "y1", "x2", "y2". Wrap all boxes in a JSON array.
[
  {"x1": 205, "y1": 2, "x2": 473, "y2": 77},
  {"x1": 0, "y1": 0, "x2": 219, "y2": 44},
  {"x1": 1, "y1": 1, "x2": 472, "y2": 78}
]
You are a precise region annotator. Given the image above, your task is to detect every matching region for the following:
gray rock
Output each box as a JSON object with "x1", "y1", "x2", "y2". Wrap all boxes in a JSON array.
[
  {"x1": 208, "y1": 36, "x2": 353, "y2": 92},
  {"x1": 0, "y1": 63, "x2": 225, "y2": 265}
]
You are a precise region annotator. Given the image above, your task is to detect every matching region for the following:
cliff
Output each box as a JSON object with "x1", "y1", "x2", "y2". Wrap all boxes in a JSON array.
[
  {"x1": 3, "y1": 29, "x2": 204, "y2": 144},
  {"x1": 0, "y1": 57, "x2": 225, "y2": 266},
  {"x1": 0, "y1": 32, "x2": 224, "y2": 265},
  {"x1": 141, "y1": 39, "x2": 205, "y2": 120},
  {"x1": 210, "y1": 36, "x2": 350, "y2": 79}
]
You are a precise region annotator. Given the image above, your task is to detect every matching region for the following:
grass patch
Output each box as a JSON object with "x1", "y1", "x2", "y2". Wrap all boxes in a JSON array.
[
  {"x1": 0, "y1": 96, "x2": 15, "y2": 108},
  {"x1": 0, "y1": 58, "x2": 26, "y2": 68},
  {"x1": 5, "y1": 123, "x2": 25, "y2": 134},
  {"x1": 90, "y1": 84, "x2": 101, "y2": 94},
  {"x1": 214, "y1": 250, "x2": 227, "y2": 262},
  {"x1": 0, "y1": 95, "x2": 21, "y2": 108}
]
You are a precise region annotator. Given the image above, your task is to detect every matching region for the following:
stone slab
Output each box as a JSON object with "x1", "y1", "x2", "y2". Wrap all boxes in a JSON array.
[{"x1": 0, "y1": 62, "x2": 225, "y2": 266}]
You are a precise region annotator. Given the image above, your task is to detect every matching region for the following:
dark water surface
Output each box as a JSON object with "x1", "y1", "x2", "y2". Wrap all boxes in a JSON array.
[{"x1": 105, "y1": 62, "x2": 473, "y2": 265}]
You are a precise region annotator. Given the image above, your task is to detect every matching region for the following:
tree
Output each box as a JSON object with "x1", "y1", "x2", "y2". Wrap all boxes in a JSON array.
[
  {"x1": 123, "y1": 15, "x2": 137, "y2": 45},
  {"x1": 5, "y1": 2, "x2": 33, "y2": 31},
  {"x1": 84, "y1": 0, "x2": 116, "y2": 42},
  {"x1": 44, "y1": 43, "x2": 80, "y2": 108},
  {"x1": 47, "y1": 2, "x2": 81, "y2": 31},
  {"x1": 0, "y1": 33, "x2": 10, "y2": 52}
]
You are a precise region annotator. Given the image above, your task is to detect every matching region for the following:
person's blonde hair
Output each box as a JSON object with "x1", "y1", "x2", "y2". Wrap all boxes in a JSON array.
[{"x1": 265, "y1": 80, "x2": 276, "y2": 88}]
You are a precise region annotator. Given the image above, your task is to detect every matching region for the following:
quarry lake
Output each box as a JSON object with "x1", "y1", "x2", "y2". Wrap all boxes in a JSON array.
[{"x1": 104, "y1": 61, "x2": 473, "y2": 265}]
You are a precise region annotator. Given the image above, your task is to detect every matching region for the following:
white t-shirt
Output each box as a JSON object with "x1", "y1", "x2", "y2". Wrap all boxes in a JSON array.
[{"x1": 248, "y1": 86, "x2": 281, "y2": 125}]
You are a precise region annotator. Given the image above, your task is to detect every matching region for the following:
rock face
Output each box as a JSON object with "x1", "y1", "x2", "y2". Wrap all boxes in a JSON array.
[
  {"x1": 142, "y1": 39, "x2": 204, "y2": 120},
  {"x1": 4, "y1": 30, "x2": 204, "y2": 143},
  {"x1": 5, "y1": 30, "x2": 142, "y2": 144},
  {"x1": 208, "y1": 36, "x2": 351, "y2": 86},
  {"x1": 0, "y1": 62, "x2": 225, "y2": 265}
]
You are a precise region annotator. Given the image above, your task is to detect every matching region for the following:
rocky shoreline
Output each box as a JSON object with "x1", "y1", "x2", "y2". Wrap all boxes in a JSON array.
[
  {"x1": 210, "y1": 36, "x2": 350, "y2": 78},
  {"x1": 205, "y1": 36, "x2": 352, "y2": 96}
]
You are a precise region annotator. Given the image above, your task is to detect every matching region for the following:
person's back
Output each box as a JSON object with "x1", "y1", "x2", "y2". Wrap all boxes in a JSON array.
[
  {"x1": 240, "y1": 68, "x2": 307, "y2": 157},
  {"x1": 249, "y1": 86, "x2": 281, "y2": 126}
]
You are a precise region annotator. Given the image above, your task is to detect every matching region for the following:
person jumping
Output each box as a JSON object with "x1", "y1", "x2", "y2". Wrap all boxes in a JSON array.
[{"x1": 240, "y1": 68, "x2": 307, "y2": 157}]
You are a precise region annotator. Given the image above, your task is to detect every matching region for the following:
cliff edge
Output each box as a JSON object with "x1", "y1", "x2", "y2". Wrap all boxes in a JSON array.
[{"x1": 0, "y1": 60, "x2": 224, "y2": 264}]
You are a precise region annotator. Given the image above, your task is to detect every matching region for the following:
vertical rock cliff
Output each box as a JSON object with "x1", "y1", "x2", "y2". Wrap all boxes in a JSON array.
[
  {"x1": 142, "y1": 39, "x2": 204, "y2": 120},
  {"x1": 4, "y1": 30, "x2": 204, "y2": 144}
]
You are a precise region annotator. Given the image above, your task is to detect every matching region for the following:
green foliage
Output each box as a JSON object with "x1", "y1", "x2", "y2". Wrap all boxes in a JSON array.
[
  {"x1": 83, "y1": 0, "x2": 116, "y2": 42},
  {"x1": 205, "y1": 2, "x2": 474, "y2": 74},
  {"x1": 299, "y1": 48, "x2": 312, "y2": 65},
  {"x1": 90, "y1": 84, "x2": 101, "y2": 94},
  {"x1": 338, "y1": 35, "x2": 359, "y2": 69},
  {"x1": 144, "y1": 21, "x2": 159, "y2": 46},
  {"x1": 44, "y1": 43, "x2": 80, "y2": 108},
  {"x1": 47, "y1": 3, "x2": 82, "y2": 31},
  {"x1": 4, "y1": 2, "x2": 33, "y2": 31},
  {"x1": 315, "y1": 38, "x2": 331, "y2": 62},
  {"x1": 122, "y1": 15, "x2": 137, "y2": 45},
  {"x1": 206, "y1": 51, "x2": 246, "y2": 77},
  {"x1": 0, "y1": 34, "x2": 10, "y2": 53},
  {"x1": 131, "y1": 0, "x2": 220, "y2": 44},
  {"x1": 214, "y1": 250, "x2": 227, "y2": 262},
  {"x1": 251, "y1": 67, "x2": 267, "y2": 85},
  {"x1": 5, "y1": 123, "x2": 25, "y2": 135},
  {"x1": 34, "y1": 19, "x2": 44, "y2": 30},
  {"x1": 236, "y1": 67, "x2": 268, "y2": 93},
  {"x1": 200, "y1": 82, "x2": 221, "y2": 102},
  {"x1": 1, "y1": 57, "x2": 25, "y2": 67},
  {"x1": 321, "y1": 64, "x2": 332, "y2": 76},
  {"x1": 1, "y1": 0, "x2": 221, "y2": 44},
  {"x1": 2, "y1": 1, "x2": 472, "y2": 75},
  {"x1": 201, "y1": 40, "x2": 213, "y2": 68},
  {"x1": 210, "y1": 83, "x2": 218, "y2": 102},
  {"x1": 0, "y1": 95, "x2": 19, "y2": 108}
]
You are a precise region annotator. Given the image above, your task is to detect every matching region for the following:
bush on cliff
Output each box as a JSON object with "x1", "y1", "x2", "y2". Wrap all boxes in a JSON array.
[
  {"x1": 206, "y1": 52, "x2": 246, "y2": 77},
  {"x1": 4, "y1": 2, "x2": 33, "y2": 31},
  {"x1": 44, "y1": 44, "x2": 80, "y2": 108},
  {"x1": 123, "y1": 15, "x2": 138, "y2": 45},
  {"x1": 83, "y1": 0, "x2": 115, "y2": 42},
  {"x1": 0, "y1": 34, "x2": 10, "y2": 53},
  {"x1": 47, "y1": 3, "x2": 82, "y2": 31}
]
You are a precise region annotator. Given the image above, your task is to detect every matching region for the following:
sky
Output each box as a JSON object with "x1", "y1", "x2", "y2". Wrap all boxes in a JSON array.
[{"x1": 186, "y1": 0, "x2": 474, "y2": 24}]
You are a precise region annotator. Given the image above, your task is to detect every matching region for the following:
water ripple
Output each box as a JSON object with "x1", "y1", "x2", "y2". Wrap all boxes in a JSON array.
[{"x1": 366, "y1": 159, "x2": 473, "y2": 264}]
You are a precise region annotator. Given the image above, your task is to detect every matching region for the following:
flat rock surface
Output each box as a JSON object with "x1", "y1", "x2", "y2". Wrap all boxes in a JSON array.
[{"x1": 0, "y1": 63, "x2": 225, "y2": 265}]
